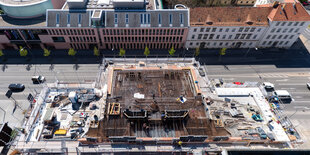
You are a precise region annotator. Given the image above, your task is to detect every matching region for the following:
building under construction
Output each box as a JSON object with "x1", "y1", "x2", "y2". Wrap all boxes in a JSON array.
[
  {"x1": 87, "y1": 68, "x2": 229, "y2": 142},
  {"x1": 11, "y1": 59, "x2": 301, "y2": 154}
]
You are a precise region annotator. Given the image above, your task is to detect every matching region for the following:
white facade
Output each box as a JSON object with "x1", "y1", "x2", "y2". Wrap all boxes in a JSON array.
[
  {"x1": 186, "y1": 26, "x2": 268, "y2": 49},
  {"x1": 258, "y1": 21, "x2": 309, "y2": 48}
]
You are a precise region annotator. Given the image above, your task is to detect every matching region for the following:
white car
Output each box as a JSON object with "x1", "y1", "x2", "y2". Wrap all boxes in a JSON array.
[{"x1": 263, "y1": 82, "x2": 274, "y2": 89}]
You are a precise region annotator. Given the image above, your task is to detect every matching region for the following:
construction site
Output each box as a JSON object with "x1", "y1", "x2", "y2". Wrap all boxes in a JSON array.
[{"x1": 11, "y1": 58, "x2": 303, "y2": 154}]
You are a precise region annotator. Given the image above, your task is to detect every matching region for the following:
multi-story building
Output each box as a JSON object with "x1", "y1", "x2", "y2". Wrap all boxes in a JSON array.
[
  {"x1": 186, "y1": 2, "x2": 310, "y2": 49},
  {"x1": 0, "y1": 0, "x2": 309, "y2": 51},
  {"x1": 0, "y1": 0, "x2": 188, "y2": 50}
]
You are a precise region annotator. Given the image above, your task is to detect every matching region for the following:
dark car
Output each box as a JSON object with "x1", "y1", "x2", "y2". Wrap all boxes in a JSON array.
[
  {"x1": 8, "y1": 84, "x2": 25, "y2": 92},
  {"x1": 198, "y1": 68, "x2": 205, "y2": 77}
]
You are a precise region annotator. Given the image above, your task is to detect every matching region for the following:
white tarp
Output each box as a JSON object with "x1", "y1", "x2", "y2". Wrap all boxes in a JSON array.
[
  {"x1": 98, "y1": 0, "x2": 110, "y2": 5},
  {"x1": 134, "y1": 93, "x2": 145, "y2": 99}
]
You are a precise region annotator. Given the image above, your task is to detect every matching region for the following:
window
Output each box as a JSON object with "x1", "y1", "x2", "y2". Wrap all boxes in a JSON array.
[
  {"x1": 257, "y1": 28, "x2": 261, "y2": 32},
  {"x1": 209, "y1": 34, "x2": 214, "y2": 39},
  {"x1": 250, "y1": 27, "x2": 255, "y2": 32},
  {"x1": 235, "y1": 34, "x2": 240, "y2": 39},
  {"x1": 240, "y1": 34, "x2": 246, "y2": 39},
  {"x1": 56, "y1": 13, "x2": 60, "y2": 24},
  {"x1": 289, "y1": 28, "x2": 293, "y2": 33},
  {"x1": 300, "y1": 22, "x2": 305, "y2": 26},
  {"x1": 279, "y1": 41, "x2": 283, "y2": 45},
  {"x1": 198, "y1": 34, "x2": 203, "y2": 39},
  {"x1": 225, "y1": 28, "x2": 229, "y2": 32},
  {"x1": 140, "y1": 14, "x2": 143, "y2": 24},
  {"x1": 206, "y1": 28, "x2": 211, "y2": 32},
  {"x1": 158, "y1": 14, "x2": 161, "y2": 24},
  {"x1": 249, "y1": 42, "x2": 252, "y2": 46},
  {"x1": 246, "y1": 34, "x2": 252, "y2": 39},
  {"x1": 289, "y1": 35, "x2": 294, "y2": 39},
  {"x1": 239, "y1": 27, "x2": 244, "y2": 32},
  {"x1": 203, "y1": 34, "x2": 208, "y2": 39},
  {"x1": 219, "y1": 28, "x2": 223, "y2": 32},
  {"x1": 276, "y1": 28, "x2": 281, "y2": 33},
  {"x1": 78, "y1": 14, "x2": 82, "y2": 24},
  {"x1": 285, "y1": 41, "x2": 289, "y2": 45},
  {"x1": 219, "y1": 42, "x2": 223, "y2": 46},
  {"x1": 225, "y1": 42, "x2": 229, "y2": 46},
  {"x1": 216, "y1": 35, "x2": 220, "y2": 39},
  {"x1": 125, "y1": 14, "x2": 129, "y2": 24},
  {"x1": 244, "y1": 27, "x2": 250, "y2": 32},
  {"x1": 169, "y1": 14, "x2": 173, "y2": 24},
  {"x1": 281, "y1": 22, "x2": 286, "y2": 26},
  {"x1": 284, "y1": 35, "x2": 288, "y2": 39},
  {"x1": 282, "y1": 28, "x2": 287, "y2": 33},
  {"x1": 67, "y1": 14, "x2": 70, "y2": 24},
  {"x1": 268, "y1": 41, "x2": 272, "y2": 45},
  {"x1": 212, "y1": 28, "x2": 216, "y2": 32},
  {"x1": 253, "y1": 35, "x2": 257, "y2": 39},
  {"x1": 191, "y1": 35, "x2": 195, "y2": 39},
  {"x1": 189, "y1": 42, "x2": 193, "y2": 46},
  {"x1": 114, "y1": 14, "x2": 118, "y2": 24},
  {"x1": 52, "y1": 37, "x2": 65, "y2": 42},
  {"x1": 266, "y1": 35, "x2": 271, "y2": 39},
  {"x1": 200, "y1": 28, "x2": 204, "y2": 32},
  {"x1": 272, "y1": 35, "x2": 276, "y2": 39},
  {"x1": 262, "y1": 41, "x2": 266, "y2": 45},
  {"x1": 288, "y1": 22, "x2": 293, "y2": 26},
  {"x1": 147, "y1": 14, "x2": 150, "y2": 24},
  {"x1": 222, "y1": 35, "x2": 226, "y2": 39},
  {"x1": 294, "y1": 28, "x2": 300, "y2": 33},
  {"x1": 228, "y1": 35, "x2": 232, "y2": 39},
  {"x1": 193, "y1": 28, "x2": 197, "y2": 32},
  {"x1": 294, "y1": 22, "x2": 299, "y2": 26},
  {"x1": 213, "y1": 42, "x2": 217, "y2": 46},
  {"x1": 232, "y1": 28, "x2": 236, "y2": 32},
  {"x1": 271, "y1": 28, "x2": 275, "y2": 33},
  {"x1": 278, "y1": 35, "x2": 282, "y2": 39},
  {"x1": 144, "y1": 14, "x2": 147, "y2": 24},
  {"x1": 180, "y1": 13, "x2": 184, "y2": 24},
  {"x1": 196, "y1": 43, "x2": 199, "y2": 45},
  {"x1": 276, "y1": 22, "x2": 280, "y2": 26}
]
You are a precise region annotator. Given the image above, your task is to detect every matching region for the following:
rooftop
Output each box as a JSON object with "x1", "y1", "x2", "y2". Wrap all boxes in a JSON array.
[
  {"x1": 0, "y1": 0, "x2": 47, "y2": 5},
  {"x1": 0, "y1": 15, "x2": 46, "y2": 27},
  {"x1": 190, "y1": 7, "x2": 272, "y2": 27},
  {"x1": 267, "y1": 2, "x2": 310, "y2": 21}
]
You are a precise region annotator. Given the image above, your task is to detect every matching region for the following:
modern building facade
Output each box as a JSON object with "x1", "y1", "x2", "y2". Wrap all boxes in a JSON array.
[{"x1": 0, "y1": 0, "x2": 309, "y2": 51}]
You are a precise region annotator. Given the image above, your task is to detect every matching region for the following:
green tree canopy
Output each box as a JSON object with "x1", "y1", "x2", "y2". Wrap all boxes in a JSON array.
[
  {"x1": 144, "y1": 46, "x2": 150, "y2": 57},
  {"x1": 19, "y1": 46, "x2": 28, "y2": 57},
  {"x1": 0, "y1": 50, "x2": 4, "y2": 57},
  {"x1": 219, "y1": 48, "x2": 227, "y2": 56},
  {"x1": 195, "y1": 47, "x2": 200, "y2": 57},
  {"x1": 168, "y1": 47, "x2": 175, "y2": 56},
  {"x1": 68, "y1": 48, "x2": 77, "y2": 56},
  {"x1": 43, "y1": 48, "x2": 50, "y2": 57},
  {"x1": 119, "y1": 48, "x2": 126, "y2": 56},
  {"x1": 93, "y1": 47, "x2": 100, "y2": 57}
]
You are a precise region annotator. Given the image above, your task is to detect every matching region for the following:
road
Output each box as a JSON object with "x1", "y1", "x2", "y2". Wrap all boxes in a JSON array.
[
  {"x1": 205, "y1": 64, "x2": 310, "y2": 148},
  {"x1": 0, "y1": 64, "x2": 100, "y2": 127}
]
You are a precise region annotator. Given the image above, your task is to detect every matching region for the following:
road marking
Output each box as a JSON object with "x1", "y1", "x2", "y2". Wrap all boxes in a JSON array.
[
  {"x1": 276, "y1": 79, "x2": 289, "y2": 82},
  {"x1": 278, "y1": 83, "x2": 306, "y2": 85}
]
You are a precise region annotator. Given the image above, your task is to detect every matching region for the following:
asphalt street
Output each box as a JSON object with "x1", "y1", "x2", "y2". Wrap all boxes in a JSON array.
[{"x1": 0, "y1": 64, "x2": 100, "y2": 127}]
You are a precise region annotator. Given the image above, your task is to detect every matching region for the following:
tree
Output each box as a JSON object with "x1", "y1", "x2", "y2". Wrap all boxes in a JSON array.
[
  {"x1": 119, "y1": 48, "x2": 125, "y2": 57},
  {"x1": 43, "y1": 48, "x2": 50, "y2": 57},
  {"x1": 19, "y1": 46, "x2": 28, "y2": 57},
  {"x1": 219, "y1": 48, "x2": 227, "y2": 61},
  {"x1": 195, "y1": 47, "x2": 200, "y2": 57},
  {"x1": 93, "y1": 47, "x2": 100, "y2": 57},
  {"x1": 0, "y1": 50, "x2": 3, "y2": 57},
  {"x1": 168, "y1": 47, "x2": 175, "y2": 56},
  {"x1": 68, "y1": 48, "x2": 77, "y2": 56},
  {"x1": 219, "y1": 48, "x2": 227, "y2": 56},
  {"x1": 144, "y1": 46, "x2": 150, "y2": 58}
]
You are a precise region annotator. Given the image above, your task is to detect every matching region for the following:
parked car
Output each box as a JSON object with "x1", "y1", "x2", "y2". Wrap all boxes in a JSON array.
[
  {"x1": 262, "y1": 82, "x2": 274, "y2": 89},
  {"x1": 198, "y1": 68, "x2": 205, "y2": 77},
  {"x1": 307, "y1": 83, "x2": 310, "y2": 89},
  {"x1": 32, "y1": 76, "x2": 45, "y2": 84},
  {"x1": 233, "y1": 82, "x2": 243, "y2": 85},
  {"x1": 273, "y1": 90, "x2": 292, "y2": 103},
  {"x1": 8, "y1": 84, "x2": 25, "y2": 92},
  {"x1": 267, "y1": 132, "x2": 275, "y2": 141}
]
